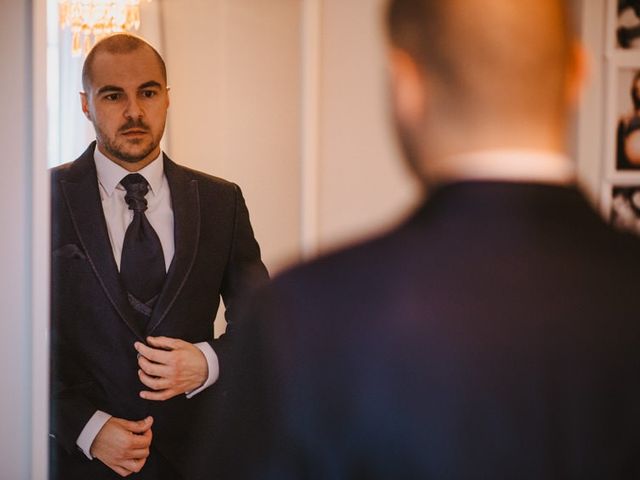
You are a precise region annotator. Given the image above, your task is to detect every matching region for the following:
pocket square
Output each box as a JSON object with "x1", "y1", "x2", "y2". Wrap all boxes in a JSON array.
[{"x1": 52, "y1": 243, "x2": 87, "y2": 260}]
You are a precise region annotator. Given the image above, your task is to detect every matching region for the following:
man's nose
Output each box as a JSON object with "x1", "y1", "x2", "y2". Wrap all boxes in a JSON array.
[{"x1": 124, "y1": 97, "x2": 144, "y2": 119}]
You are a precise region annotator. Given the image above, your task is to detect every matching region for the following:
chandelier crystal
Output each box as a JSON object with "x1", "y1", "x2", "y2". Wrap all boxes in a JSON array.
[{"x1": 58, "y1": 0, "x2": 152, "y2": 57}]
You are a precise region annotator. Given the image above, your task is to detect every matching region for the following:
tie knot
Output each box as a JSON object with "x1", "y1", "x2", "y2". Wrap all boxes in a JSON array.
[{"x1": 120, "y1": 173, "x2": 149, "y2": 213}]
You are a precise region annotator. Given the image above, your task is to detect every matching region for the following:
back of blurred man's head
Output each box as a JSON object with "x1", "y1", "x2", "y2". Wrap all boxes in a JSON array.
[{"x1": 385, "y1": 0, "x2": 582, "y2": 180}]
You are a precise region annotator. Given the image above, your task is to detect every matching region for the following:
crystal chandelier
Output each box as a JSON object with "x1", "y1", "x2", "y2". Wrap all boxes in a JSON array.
[{"x1": 58, "y1": 0, "x2": 152, "y2": 57}]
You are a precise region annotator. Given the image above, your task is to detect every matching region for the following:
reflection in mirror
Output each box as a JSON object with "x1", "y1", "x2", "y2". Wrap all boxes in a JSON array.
[{"x1": 47, "y1": 1, "x2": 304, "y2": 478}]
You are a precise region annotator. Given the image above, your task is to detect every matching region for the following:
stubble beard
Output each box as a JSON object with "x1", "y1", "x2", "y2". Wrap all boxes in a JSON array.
[{"x1": 95, "y1": 120, "x2": 165, "y2": 165}]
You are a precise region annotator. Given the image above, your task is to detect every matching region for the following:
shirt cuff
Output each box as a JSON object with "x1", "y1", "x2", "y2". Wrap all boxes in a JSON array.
[
  {"x1": 186, "y1": 342, "x2": 219, "y2": 398},
  {"x1": 76, "y1": 410, "x2": 112, "y2": 459}
]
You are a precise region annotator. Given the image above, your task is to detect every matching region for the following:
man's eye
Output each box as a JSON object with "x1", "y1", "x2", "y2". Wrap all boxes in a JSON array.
[
  {"x1": 141, "y1": 90, "x2": 156, "y2": 98},
  {"x1": 104, "y1": 93, "x2": 121, "y2": 101}
]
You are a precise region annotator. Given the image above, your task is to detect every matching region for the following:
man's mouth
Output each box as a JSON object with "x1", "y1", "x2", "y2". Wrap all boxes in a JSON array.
[{"x1": 121, "y1": 129, "x2": 148, "y2": 136}]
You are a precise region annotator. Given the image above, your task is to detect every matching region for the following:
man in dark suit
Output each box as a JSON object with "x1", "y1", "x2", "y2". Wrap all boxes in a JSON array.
[
  {"x1": 49, "y1": 34, "x2": 268, "y2": 479},
  {"x1": 219, "y1": 1, "x2": 640, "y2": 478}
]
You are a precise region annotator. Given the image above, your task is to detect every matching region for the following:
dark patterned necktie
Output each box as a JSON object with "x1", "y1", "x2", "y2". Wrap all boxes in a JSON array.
[{"x1": 120, "y1": 173, "x2": 166, "y2": 318}]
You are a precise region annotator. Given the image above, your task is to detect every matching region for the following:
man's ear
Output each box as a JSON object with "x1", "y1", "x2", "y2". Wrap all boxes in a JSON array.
[
  {"x1": 80, "y1": 92, "x2": 91, "y2": 120},
  {"x1": 387, "y1": 48, "x2": 428, "y2": 128}
]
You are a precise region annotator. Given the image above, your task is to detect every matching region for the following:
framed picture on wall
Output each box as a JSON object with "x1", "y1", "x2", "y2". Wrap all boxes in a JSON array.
[
  {"x1": 594, "y1": 1, "x2": 640, "y2": 218},
  {"x1": 612, "y1": 66, "x2": 640, "y2": 171},
  {"x1": 601, "y1": 182, "x2": 640, "y2": 235},
  {"x1": 603, "y1": 62, "x2": 640, "y2": 175},
  {"x1": 616, "y1": 0, "x2": 640, "y2": 49}
]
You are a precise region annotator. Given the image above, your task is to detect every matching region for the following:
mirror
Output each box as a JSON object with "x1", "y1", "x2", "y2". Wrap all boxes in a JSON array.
[{"x1": 46, "y1": 0, "x2": 418, "y2": 477}]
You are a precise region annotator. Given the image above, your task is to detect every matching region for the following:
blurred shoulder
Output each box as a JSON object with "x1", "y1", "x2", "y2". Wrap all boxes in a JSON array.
[{"x1": 272, "y1": 222, "x2": 411, "y2": 297}]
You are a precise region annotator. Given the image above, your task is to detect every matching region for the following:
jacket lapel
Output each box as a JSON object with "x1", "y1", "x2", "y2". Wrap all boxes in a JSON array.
[
  {"x1": 59, "y1": 142, "x2": 145, "y2": 339},
  {"x1": 147, "y1": 155, "x2": 200, "y2": 334}
]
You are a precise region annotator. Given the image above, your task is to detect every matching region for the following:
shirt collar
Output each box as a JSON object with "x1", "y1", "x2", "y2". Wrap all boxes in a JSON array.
[
  {"x1": 430, "y1": 149, "x2": 576, "y2": 185},
  {"x1": 94, "y1": 146, "x2": 165, "y2": 197}
]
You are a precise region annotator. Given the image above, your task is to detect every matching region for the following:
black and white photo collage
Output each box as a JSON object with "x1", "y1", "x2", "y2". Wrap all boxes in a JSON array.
[{"x1": 603, "y1": 0, "x2": 640, "y2": 235}]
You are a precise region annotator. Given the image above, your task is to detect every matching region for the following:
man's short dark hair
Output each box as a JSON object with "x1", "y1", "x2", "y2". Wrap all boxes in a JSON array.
[{"x1": 82, "y1": 33, "x2": 167, "y2": 93}]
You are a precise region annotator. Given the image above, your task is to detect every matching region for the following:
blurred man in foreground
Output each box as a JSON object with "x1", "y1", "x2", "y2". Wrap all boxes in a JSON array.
[{"x1": 220, "y1": 1, "x2": 640, "y2": 478}]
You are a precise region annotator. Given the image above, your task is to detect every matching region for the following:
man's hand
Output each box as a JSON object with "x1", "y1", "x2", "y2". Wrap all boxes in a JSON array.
[
  {"x1": 90, "y1": 416, "x2": 153, "y2": 477},
  {"x1": 135, "y1": 336, "x2": 208, "y2": 401}
]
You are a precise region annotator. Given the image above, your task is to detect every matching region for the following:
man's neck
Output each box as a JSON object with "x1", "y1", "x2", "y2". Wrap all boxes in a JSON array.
[
  {"x1": 96, "y1": 144, "x2": 161, "y2": 172},
  {"x1": 422, "y1": 148, "x2": 574, "y2": 186}
]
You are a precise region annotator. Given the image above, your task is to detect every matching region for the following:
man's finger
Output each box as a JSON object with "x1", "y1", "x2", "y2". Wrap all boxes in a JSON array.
[
  {"x1": 123, "y1": 447, "x2": 151, "y2": 460},
  {"x1": 134, "y1": 342, "x2": 171, "y2": 364},
  {"x1": 138, "y1": 369, "x2": 171, "y2": 391},
  {"x1": 138, "y1": 355, "x2": 170, "y2": 377},
  {"x1": 119, "y1": 416, "x2": 153, "y2": 434},
  {"x1": 126, "y1": 431, "x2": 153, "y2": 451},
  {"x1": 146, "y1": 335, "x2": 182, "y2": 350},
  {"x1": 122, "y1": 457, "x2": 147, "y2": 474},
  {"x1": 140, "y1": 388, "x2": 177, "y2": 401},
  {"x1": 111, "y1": 430, "x2": 152, "y2": 453}
]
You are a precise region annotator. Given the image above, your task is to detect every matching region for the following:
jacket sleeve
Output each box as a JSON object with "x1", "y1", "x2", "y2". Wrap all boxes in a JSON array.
[
  {"x1": 214, "y1": 184, "x2": 270, "y2": 370},
  {"x1": 49, "y1": 171, "x2": 102, "y2": 454},
  {"x1": 49, "y1": 324, "x2": 101, "y2": 454}
]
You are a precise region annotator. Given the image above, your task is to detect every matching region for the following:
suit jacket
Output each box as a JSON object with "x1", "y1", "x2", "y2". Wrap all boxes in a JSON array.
[
  {"x1": 50, "y1": 142, "x2": 269, "y2": 479},
  {"x1": 220, "y1": 182, "x2": 640, "y2": 479}
]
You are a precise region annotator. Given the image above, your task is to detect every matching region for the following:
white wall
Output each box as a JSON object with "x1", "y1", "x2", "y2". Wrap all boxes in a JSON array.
[
  {"x1": 0, "y1": 0, "x2": 49, "y2": 478},
  {"x1": 316, "y1": 0, "x2": 419, "y2": 251},
  {"x1": 161, "y1": 0, "x2": 303, "y2": 274},
  {"x1": 0, "y1": 1, "x2": 31, "y2": 475},
  {"x1": 576, "y1": 0, "x2": 607, "y2": 203},
  {"x1": 161, "y1": 0, "x2": 419, "y2": 274}
]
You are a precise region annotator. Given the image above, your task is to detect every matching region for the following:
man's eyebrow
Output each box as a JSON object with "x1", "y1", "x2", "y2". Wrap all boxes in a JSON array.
[
  {"x1": 139, "y1": 81, "x2": 162, "y2": 90},
  {"x1": 96, "y1": 85, "x2": 124, "y2": 95}
]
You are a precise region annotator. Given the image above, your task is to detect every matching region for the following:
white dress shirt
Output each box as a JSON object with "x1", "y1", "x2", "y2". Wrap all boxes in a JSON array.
[
  {"x1": 76, "y1": 147, "x2": 219, "y2": 458},
  {"x1": 95, "y1": 147, "x2": 175, "y2": 271}
]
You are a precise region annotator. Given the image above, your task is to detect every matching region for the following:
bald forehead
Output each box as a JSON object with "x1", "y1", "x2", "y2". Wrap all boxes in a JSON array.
[
  {"x1": 82, "y1": 36, "x2": 167, "y2": 93},
  {"x1": 82, "y1": 48, "x2": 167, "y2": 102}
]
